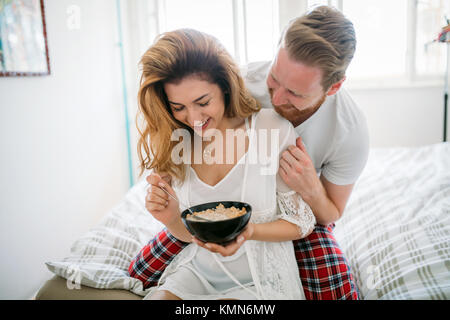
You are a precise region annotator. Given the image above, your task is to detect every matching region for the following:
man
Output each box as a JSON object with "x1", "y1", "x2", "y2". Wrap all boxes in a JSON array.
[{"x1": 129, "y1": 6, "x2": 369, "y2": 300}]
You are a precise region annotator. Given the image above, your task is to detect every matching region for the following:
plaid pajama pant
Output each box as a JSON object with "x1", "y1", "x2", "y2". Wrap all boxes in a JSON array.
[{"x1": 128, "y1": 224, "x2": 360, "y2": 300}]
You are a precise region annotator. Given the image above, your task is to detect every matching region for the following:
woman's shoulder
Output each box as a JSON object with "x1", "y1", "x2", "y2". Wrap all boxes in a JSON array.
[{"x1": 254, "y1": 108, "x2": 294, "y2": 132}]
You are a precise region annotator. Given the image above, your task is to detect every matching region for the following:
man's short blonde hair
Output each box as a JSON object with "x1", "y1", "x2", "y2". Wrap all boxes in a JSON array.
[{"x1": 281, "y1": 6, "x2": 356, "y2": 91}]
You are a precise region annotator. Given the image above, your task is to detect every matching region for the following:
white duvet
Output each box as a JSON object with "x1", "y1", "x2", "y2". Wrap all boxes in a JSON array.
[{"x1": 334, "y1": 142, "x2": 450, "y2": 299}]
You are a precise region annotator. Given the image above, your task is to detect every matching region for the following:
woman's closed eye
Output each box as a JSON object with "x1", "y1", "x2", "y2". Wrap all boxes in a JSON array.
[
  {"x1": 171, "y1": 99, "x2": 210, "y2": 112},
  {"x1": 172, "y1": 105, "x2": 184, "y2": 112},
  {"x1": 198, "y1": 99, "x2": 211, "y2": 107}
]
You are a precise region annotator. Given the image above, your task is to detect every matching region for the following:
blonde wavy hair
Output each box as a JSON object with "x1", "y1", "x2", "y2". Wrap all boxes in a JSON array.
[{"x1": 136, "y1": 28, "x2": 261, "y2": 182}]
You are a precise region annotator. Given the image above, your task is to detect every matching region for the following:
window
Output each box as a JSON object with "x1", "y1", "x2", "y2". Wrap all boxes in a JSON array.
[
  {"x1": 245, "y1": 0, "x2": 279, "y2": 63},
  {"x1": 307, "y1": 0, "x2": 450, "y2": 85},
  {"x1": 416, "y1": 0, "x2": 450, "y2": 77},
  {"x1": 343, "y1": 0, "x2": 408, "y2": 80},
  {"x1": 138, "y1": 0, "x2": 449, "y2": 85},
  {"x1": 308, "y1": 0, "x2": 450, "y2": 83},
  {"x1": 154, "y1": 0, "x2": 279, "y2": 66},
  {"x1": 159, "y1": 0, "x2": 236, "y2": 56}
]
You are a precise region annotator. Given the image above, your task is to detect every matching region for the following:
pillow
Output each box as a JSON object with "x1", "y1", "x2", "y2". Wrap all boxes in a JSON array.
[
  {"x1": 45, "y1": 176, "x2": 163, "y2": 297},
  {"x1": 334, "y1": 143, "x2": 450, "y2": 300}
]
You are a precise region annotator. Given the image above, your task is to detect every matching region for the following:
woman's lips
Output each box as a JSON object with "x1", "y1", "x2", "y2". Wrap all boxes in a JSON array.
[
  {"x1": 202, "y1": 118, "x2": 210, "y2": 130},
  {"x1": 194, "y1": 118, "x2": 211, "y2": 132}
]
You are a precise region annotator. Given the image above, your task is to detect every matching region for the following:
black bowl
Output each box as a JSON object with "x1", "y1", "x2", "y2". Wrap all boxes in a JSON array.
[{"x1": 181, "y1": 201, "x2": 252, "y2": 245}]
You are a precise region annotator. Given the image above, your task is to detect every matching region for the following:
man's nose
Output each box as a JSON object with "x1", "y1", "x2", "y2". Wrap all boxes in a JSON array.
[{"x1": 271, "y1": 87, "x2": 288, "y2": 106}]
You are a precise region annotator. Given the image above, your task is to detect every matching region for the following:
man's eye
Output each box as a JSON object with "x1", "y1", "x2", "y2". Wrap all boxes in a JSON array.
[{"x1": 289, "y1": 91, "x2": 303, "y2": 98}]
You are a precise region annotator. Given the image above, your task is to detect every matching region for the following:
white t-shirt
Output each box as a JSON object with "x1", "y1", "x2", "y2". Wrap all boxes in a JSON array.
[{"x1": 242, "y1": 61, "x2": 370, "y2": 186}]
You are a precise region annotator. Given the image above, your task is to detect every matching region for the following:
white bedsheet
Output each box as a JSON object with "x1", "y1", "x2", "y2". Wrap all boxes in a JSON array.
[{"x1": 334, "y1": 142, "x2": 450, "y2": 300}]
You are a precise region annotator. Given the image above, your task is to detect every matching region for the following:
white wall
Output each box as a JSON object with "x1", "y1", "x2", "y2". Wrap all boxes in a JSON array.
[
  {"x1": 0, "y1": 0, "x2": 132, "y2": 299},
  {"x1": 347, "y1": 84, "x2": 446, "y2": 148}
]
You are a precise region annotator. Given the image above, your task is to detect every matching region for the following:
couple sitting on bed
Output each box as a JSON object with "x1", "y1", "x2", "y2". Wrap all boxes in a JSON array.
[{"x1": 129, "y1": 6, "x2": 369, "y2": 300}]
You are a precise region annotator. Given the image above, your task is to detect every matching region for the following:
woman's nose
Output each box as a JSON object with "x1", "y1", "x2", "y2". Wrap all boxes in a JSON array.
[
  {"x1": 187, "y1": 108, "x2": 203, "y2": 127},
  {"x1": 271, "y1": 87, "x2": 288, "y2": 106}
]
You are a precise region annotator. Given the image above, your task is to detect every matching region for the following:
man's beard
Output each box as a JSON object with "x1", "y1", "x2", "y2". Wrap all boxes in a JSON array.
[{"x1": 270, "y1": 90, "x2": 327, "y2": 128}]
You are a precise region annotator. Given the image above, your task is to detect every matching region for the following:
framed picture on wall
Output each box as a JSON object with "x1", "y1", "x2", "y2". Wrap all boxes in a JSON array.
[{"x1": 0, "y1": 0, "x2": 50, "y2": 77}]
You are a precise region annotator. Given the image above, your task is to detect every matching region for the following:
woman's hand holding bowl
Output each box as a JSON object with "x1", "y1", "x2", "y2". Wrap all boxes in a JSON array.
[{"x1": 192, "y1": 223, "x2": 255, "y2": 257}]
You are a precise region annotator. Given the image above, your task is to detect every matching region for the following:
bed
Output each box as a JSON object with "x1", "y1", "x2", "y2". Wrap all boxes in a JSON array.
[{"x1": 35, "y1": 142, "x2": 450, "y2": 300}]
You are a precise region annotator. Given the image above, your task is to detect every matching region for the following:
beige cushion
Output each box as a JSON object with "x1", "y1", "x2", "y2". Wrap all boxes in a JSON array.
[{"x1": 35, "y1": 276, "x2": 142, "y2": 300}]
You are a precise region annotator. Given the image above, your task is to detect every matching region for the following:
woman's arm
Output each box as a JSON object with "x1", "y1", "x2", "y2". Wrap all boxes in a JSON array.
[
  {"x1": 166, "y1": 218, "x2": 193, "y2": 243},
  {"x1": 193, "y1": 217, "x2": 313, "y2": 258},
  {"x1": 250, "y1": 219, "x2": 312, "y2": 242}
]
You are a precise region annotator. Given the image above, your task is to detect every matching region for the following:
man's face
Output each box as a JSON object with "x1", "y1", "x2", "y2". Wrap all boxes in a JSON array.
[{"x1": 266, "y1": 47, "x2": 327, "y2": 123}]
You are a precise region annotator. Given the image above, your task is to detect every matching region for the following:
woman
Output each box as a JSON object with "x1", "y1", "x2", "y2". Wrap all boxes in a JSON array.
[{"x1": 136, "y1": 28, "x2": 316, "y2": 300}]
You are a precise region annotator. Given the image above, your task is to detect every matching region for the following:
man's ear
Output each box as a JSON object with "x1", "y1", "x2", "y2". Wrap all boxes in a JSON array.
[{"x1": 326, "y1": 76, "x2": 346, "y2": 96}]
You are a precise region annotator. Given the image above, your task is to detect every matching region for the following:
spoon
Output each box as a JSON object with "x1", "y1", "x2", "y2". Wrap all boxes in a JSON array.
[{"x1": 146, "y1": 183, "x2": 212, "y2": 222}]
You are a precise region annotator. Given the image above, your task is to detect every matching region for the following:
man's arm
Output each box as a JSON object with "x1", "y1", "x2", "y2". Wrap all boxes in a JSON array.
[
  {"x1": 304, "y1": 175, "x2": 354, "y2": 225},
  {"x1": 279, "y1": 137, "x2": 356, "y2": 225}
]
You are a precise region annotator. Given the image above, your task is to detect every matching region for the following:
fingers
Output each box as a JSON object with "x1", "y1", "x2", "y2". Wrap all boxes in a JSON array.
[
  {"x1": 145, "y1": 191, "x2": 166, "y2": 212},
  {"x1": 157, "y1": 177, "x2": 176, "y2": 198},
  {"x1": 146, "y1": 172, "x2": 162, "y2": 187},
  {"x1": 159, "y1": 172, "x2": 172, "y2": 186},
  {"x1": 296, "y1": 136, "x2": 307, "y2": 153},
  {"x1": 279, "y1": 157, "x2": 290, "y2": 170},
  {"x1": 145, "y1": 191, "x2": 167, "y2": 212},
  {"x1": 145, "y1": 173, "x2": 169, "y2": 213},
  {"x1": 278, "y1": 166, "x2": 289, "y2": 185},
  {"x1": 282, "y1": 148, "x2": 298, "y2": 166},
  {"x1": 146, "y1": 186, "x2": 168, "y2": 205},
  {"x1": 192, "y1": 236, "x2": 245, "y2": 257},
  {"x1": 147, "y1": 172, "x2": 177, "y2": 198},
  {"x1": 147, "y1": 184, "x2": 166, "y2": 200},
  {"x1": 278, "y1": 165, "x2": 288, "y2": 178},
  {"x1": 288, "y1": 145, "x2": 305, "y2": 162},
  {"x1": 146, "y1": 171, "x2": 173, "y2": 186},
  {"x1": 279, "y1": 158, "x2": 296, "y2": 186},
  {"x1": 145, "y1": 172, "x2": 174, "y2": 203},
  {"x1": 280, "y1": 152, "x2": 302, "y2": 174},
  {"x1": 282, "y1": 146, "x2": 307, "y2": 174},
  {"x1": 146, "y1": 201, "x2": 166, "y2": 212}
]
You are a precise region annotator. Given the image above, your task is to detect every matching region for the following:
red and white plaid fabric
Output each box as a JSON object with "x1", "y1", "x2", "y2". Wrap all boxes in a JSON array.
[{"x1": 128, "y1": 224, "x2": 360, "y2": 300}]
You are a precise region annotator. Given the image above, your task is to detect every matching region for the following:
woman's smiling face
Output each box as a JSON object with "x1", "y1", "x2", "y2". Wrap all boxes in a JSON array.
[{"x1": 164, "y1": 75, "x2": 227, "y2": 137}]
